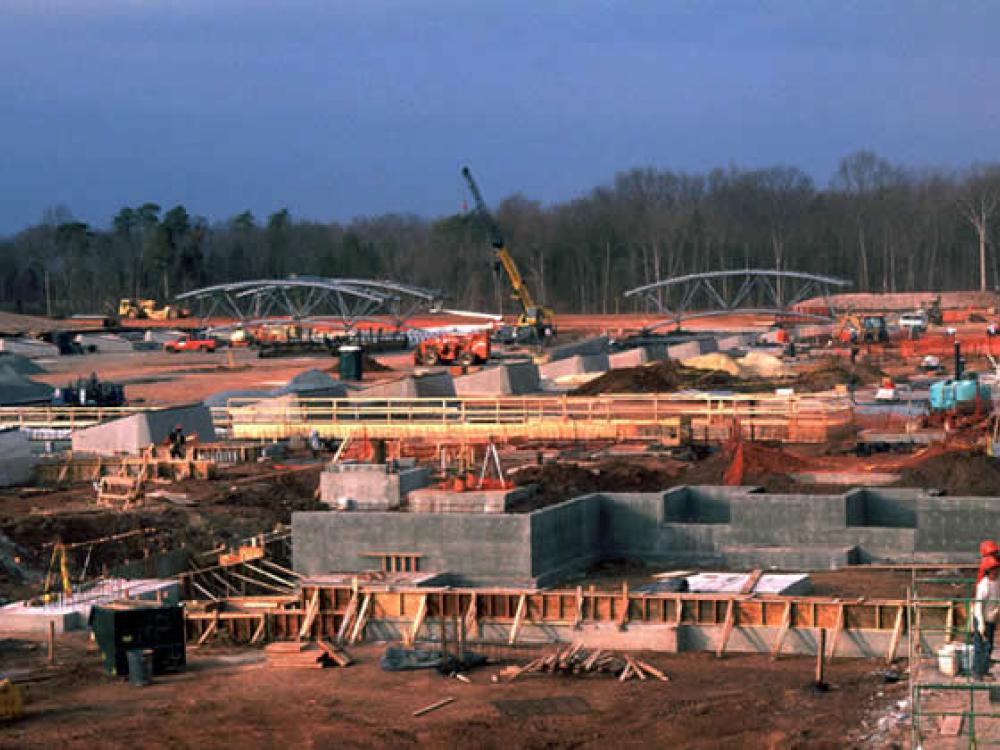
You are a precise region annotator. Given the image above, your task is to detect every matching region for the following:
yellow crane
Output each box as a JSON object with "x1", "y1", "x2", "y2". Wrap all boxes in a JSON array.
[{"x1": 461, "y1": 167, "x2": 555, "y2": 342}]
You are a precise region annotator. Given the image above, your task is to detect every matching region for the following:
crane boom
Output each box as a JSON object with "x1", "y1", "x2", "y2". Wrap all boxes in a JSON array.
[{"x1": 461, "y1": 167, "x2": 547, "y2": 326}]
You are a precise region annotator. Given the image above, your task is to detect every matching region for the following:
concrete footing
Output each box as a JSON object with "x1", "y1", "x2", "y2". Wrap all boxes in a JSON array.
[
  {"x1": 0, "y1": 578, "x2": 180, "y2": 633},
  {"x1": 408, "y1": 485, "x2": 534, "y2": 513}
]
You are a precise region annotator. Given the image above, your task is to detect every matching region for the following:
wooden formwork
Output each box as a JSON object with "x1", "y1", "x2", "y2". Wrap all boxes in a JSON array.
[{"x1": 183, "y1": 580, "x2": 934, "y2": 661}]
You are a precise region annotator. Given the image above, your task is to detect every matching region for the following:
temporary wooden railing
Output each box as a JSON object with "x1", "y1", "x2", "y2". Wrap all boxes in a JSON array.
[
  {"x1": 0, "y1": 391, "x2": 854, "y2": 445},
  {"x1": 219, "y1": 392, "x2": 853, "y2": 443},
  {"x1": 0, "y1": 405, "x2": 147, "y2": 431},
  {"x1": 183, "y1": 579, "x2": 934, "y2": 661}
]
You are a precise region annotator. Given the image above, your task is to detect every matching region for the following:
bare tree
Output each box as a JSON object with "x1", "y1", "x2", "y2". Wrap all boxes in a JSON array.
[{"x1": 958, "y1": 168, "x2": 1000, "y2": 292}]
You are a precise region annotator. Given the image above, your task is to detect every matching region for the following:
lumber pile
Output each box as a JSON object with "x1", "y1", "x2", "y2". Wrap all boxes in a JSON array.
[
  {"x1": 495, "y1": 643, "x2": 668, "y2": 683},
  {"x1": 264, "y1": 640, "x2": 353, "y2": 669}
]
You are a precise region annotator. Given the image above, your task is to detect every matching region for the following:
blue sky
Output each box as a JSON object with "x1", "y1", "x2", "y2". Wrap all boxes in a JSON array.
[{"x1": 2, "y1": 0, "x2": 999, "y2": 234}]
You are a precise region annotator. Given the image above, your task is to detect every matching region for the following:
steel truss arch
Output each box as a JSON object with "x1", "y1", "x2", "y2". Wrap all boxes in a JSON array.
[
  {"x1": 176, "y1": 277, "x2": 442, "y2": 330},
  {"x1": 623, "y1": 268, "x2": 850, "y2": 326}
]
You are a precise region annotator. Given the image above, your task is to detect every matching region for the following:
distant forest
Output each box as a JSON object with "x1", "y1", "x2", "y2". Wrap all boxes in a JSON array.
[{"x1": 2, "y1": 150, "x2": 1000, "y2": 318}]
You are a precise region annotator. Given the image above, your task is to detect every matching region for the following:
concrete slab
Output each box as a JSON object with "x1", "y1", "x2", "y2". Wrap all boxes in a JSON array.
[
  {"x1": 71, "y1": 404, "x2": 216, "y2": 456},
  {"x1": 666, "y1": 341, "x2": 702, "y2": 360},
  {"x1": 608, "y1": 347, "x2": 650, "y2": 369},
  {"x1": 74, "y1": 333, "x2": 134, "y2": 353},
  {"x1": 0, "y1": 578, "x2": 179, "y2": 633},
  {"x1": 547, "y1": 336, "x2": 609, "y2": 362},
  {"x1": 353, "y1": 371, "x2": 455, "y2": 398},
  {"x1": 685, "y1": 572, "x2": 812, "y2": 596},
  {"x1": 0, "y1": 337, "x2": 59, "y2": 358},
  {"x1": 408, "y1": 485, "x2": 533, "y2": 513},
  {"x1": 454, "y1": 362, "x2": 541, "y2": 396},
  {"x1": 539, "y1": 354, "x2": 609, "y2": 381}
]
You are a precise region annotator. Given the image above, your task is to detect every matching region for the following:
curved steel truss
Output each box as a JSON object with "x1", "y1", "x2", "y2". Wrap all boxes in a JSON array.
[
  {"x1": 623, "y1": 269, "x2": 851, "y2": 326},
  {"x1": 176, "y1": 276, "x2": 442, "y2": 330}
]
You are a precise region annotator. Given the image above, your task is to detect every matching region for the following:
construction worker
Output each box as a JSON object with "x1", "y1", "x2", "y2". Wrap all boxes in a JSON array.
[
  {"x1": 974, "y1": 557, "x2": 1000, "y2": 681},
  {"x1": 979, "y1": 540, "x2": 1000, "y2": 582},
  {"x1": 309, "y1": 429, "x2": 322, "y2": 459},
  {"x1": 168, "y1": 424, "x2": 186, "y2": 459}
]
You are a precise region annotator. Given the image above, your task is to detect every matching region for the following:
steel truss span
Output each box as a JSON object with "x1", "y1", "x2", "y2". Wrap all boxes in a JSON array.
[
  {"x1": 623, "y1": 269, "x2": 851, "y2": 326},
  {"x1": 175, "y1": 277, "x2": 443, "y2": 330}
]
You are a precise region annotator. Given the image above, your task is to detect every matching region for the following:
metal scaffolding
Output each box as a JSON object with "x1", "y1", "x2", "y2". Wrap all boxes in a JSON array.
[
  {"x1": 910, "y1": 572, "x2": 1000, "y2": 747},
  {"x1": 175, "y1": 276, "x2": 443, "y2": 331},
  {"x1": 623, "y1": 268, "x2": 851, "y2": 327}
]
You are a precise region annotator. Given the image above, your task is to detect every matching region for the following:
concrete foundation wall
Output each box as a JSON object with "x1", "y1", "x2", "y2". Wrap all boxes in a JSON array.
[
  {"x1": 71, "y1": 404, "x2": 216, "y2": 456},
  {"x1": 529, "y1": 495, "x2": 603, "y2": 586},
  {"x1": 292, "y1": 485, "x2": 1000, "y2": 586},
  {"x1": 292, "y1": 510, "x2": 534, "y2": 586},
  {"x1": 320, "y1": 465, "x2": 431, "y2": 510}
]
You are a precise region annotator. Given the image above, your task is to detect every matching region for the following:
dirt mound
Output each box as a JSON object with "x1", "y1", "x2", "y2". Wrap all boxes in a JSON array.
[
  {"x1": 895, "y1": 450, "x2": 1000, "y2": 495},
  {"x1": 364, "y1": 355, "x2": 392, "y2": 372},
  {"x1": 218, "y1": 471, "x2": 326, "y2": 520},
  {"x1": 512, "y1": 459, "x2": 684, "y2": 509},
  {"x1": 572, "y1": 360, "x2": 739, "y2": 395},
  {"x1": 795, "y1": 356, "x2": 883, "y2": 390}
]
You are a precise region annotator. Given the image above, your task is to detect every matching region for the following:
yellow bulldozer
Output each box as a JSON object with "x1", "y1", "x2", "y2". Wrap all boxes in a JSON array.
[{"x1": 118, "y1": 298, "x2": 189, "y2": 321}]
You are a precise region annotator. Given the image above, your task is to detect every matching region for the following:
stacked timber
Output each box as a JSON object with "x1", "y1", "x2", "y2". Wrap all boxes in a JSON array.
[
  {"x1": 264, "y1": 640, "x2": 352, "y2": 669},
  {"x1": 495, "y1": 643, "x2": 669, "y2": 683}
]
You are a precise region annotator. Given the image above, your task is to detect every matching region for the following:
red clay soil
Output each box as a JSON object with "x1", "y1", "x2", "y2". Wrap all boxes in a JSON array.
[
  {"x1": 572, "y1": 361, "x2": 742, "y2": 395},
  {"x1": 1, "y1": 637, "x2": 906, "y2": 750},
  {"x1": 892, "y1": 449, "x2": 1000, "y2": 495},
  {"x1": 511, "y1": 459, "x2": 686, "y2": 509}
]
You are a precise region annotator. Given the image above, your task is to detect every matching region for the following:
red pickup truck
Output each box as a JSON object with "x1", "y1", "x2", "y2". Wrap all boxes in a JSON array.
[{"x1": 164, "y1": 335, "x2": 217, "y2": 353}]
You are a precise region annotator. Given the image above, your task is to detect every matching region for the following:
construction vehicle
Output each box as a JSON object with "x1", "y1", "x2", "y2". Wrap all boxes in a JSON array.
[
  {"x1": 414, "y1": 331, "x2": 490, "y2": 367},
  {"x1": 51, "y1": 373, "x2": 125, "y2": 407},
  {"x1": 461, "y1": 167, "x2": 555, "y2": 343},
  {"x1": 118, "y1": 298, "x2": 189, "y2": 321},
  {"x1": 164, "y1": 334, "x2": 217, "y2": 353},
  {"x1": 836, "y1": 312, "x2": 888, "y2": 344}
]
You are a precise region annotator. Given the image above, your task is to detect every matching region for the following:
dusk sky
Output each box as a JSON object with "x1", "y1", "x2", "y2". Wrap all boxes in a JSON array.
[{"x1": 2, "y1": 0, "x2": 999, "y2": 235}]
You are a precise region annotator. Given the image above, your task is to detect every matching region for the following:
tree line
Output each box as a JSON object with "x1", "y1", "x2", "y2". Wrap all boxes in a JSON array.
[{"x1": 1, "y1": 150, "x2": 999, "y2": 319}]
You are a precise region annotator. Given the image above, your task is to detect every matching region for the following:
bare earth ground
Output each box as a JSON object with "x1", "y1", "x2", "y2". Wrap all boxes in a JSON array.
[{"x1": 0, "y1": 636, "x2": 907, "y2": 750}]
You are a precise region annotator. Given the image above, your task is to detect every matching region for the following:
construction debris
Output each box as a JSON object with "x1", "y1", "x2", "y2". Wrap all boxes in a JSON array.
[
  {"x1": 412, "y1": 696, "x2": 455, "y2": 717},
  {"x1": 496, "y1": 643, "x2": 669, "y2": 683},
  {"x1": 263, "y1": 640, "x2": 352, "y2": 669}
]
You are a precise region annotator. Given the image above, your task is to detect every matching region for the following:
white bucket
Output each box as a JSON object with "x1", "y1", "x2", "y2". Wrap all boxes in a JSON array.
[
  {"x1": 938, "y1": 644, "x2": 959, "y2": 676},
  {"x1": 938, "y1": 643, "x2": 974, "y2": 676}
]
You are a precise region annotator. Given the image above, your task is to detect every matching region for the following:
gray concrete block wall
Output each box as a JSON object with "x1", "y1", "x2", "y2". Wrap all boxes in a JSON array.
[
  {"x1": 528, "y1": 495, "x2": 603, "y2": 585},
  {"x1": 914, "y1": 496, "x2": 1000, "y2": 552},
  {"x1": 319, "y1": 465, "x2": 430, "y2": 510},
  {"x1": 292, "y1": 510, "x2": 534, "y2": 586},
  {"x1": 292, "y1": 486, "x2": 1000, "y2": 586}
]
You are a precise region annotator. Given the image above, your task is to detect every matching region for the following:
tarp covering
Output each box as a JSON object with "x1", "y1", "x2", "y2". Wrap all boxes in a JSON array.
[{"x1": 0, "y1": 365, "x2": 54, "y2": 405}]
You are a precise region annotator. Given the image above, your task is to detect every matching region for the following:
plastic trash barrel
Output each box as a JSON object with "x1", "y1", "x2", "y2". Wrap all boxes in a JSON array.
[
  {"x1": 127, "y1": 649, "x2": 153, "y2": 687},
  {"x1": 339, "y1": 345, "x2": 363, "y2": 381}
]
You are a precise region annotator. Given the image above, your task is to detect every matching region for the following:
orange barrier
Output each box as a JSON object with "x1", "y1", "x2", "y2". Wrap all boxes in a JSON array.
[{"x1": 900, "y1": 334, "x2": 1000, "y2": 358}]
